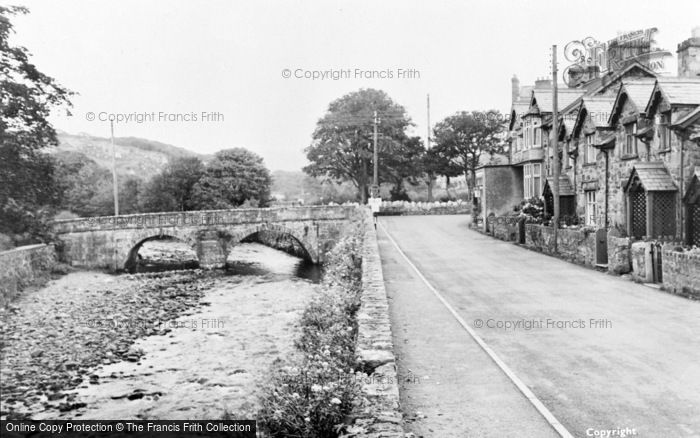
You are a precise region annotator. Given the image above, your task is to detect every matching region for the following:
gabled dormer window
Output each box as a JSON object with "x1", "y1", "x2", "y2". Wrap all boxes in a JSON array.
[{"x1": 624, "y1": 122, "x2": 637, "y2": 156}]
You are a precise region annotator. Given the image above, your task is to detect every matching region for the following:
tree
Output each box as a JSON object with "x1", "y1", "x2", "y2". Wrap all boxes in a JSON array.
[
  {"x1": 53, "y1": 151, "x2": 113, "y2": 216},
  {"x1": 0, "y1": 6, "x2": 72, "y2": 241},
  {"x1": 191, "y1": 148, "x2": 271, "y2": 209},
  {"x1": 432, "y1": 110, "x2": 504, "y2": 200},
  {"x1": 139, "y1": 156, "x2": 205, "y2": 212},
  {"x1": 422, "y1": 145, "x2": 462, "y2": 198},
  {"x1": 119, "y1": 177, "x2": 141, "y2": 214},
  {"x1": 383, "y1": 136, "x2": 425, "y2": 201},
  {"x1": 304, "y1": 89, "x2": 412, "y2": 203}
]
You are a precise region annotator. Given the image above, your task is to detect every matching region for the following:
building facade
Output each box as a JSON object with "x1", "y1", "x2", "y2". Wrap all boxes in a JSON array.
[{"x1": 478, "y1": 28, "x2": 700, "y2": 249}]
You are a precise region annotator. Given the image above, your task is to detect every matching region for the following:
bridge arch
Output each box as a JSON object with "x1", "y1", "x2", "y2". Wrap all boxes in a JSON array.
[
  {"x1": 124, "y1": 233, "x2": 199, "y2": 273},
  {"x1": 224, "y1": 223, "x2": 318, "y2": 263}
]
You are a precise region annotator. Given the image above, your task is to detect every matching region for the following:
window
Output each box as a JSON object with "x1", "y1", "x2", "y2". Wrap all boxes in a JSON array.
[
  {"x1": 533, "y1": 163, "x2": 542, "y2": 197},
  {"x1": 585, "y1": 191, "x2": 597, "y2": 226},
  {"x1": 658, "y1": 113, "x2": 671, "y2": 150},
  {"x1": 624, "y1": 123, "x2": 637, "y2": 156},
  {"x1": 535, "y1": 128, "x2": 541, "y2": 147},
  {"x1": 523, "y1": 163, "x2": 542, "y2": 199},
  {"x1": 524, "y1": 164, "x2": 532, "y2": 198},
  {"x1": 584, "y1": 134, "x2": 596, "y2": 164}
]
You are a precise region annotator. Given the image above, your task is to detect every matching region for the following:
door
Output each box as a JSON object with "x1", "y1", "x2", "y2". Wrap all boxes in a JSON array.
[{"x1": 595, "y1": 228, "x2": 608, "y2": 265}]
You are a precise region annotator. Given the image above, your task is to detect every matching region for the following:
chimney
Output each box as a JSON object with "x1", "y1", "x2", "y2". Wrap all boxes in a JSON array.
[
  {"x1": 512, "y1": 75, "x2": 520, "y2": 104},
  {"x1": 677, "y1": 27, "x2": 700, "y2": 78},
  {"x1": 535, "y1": 78, "x2": 552, "y2": 89}
]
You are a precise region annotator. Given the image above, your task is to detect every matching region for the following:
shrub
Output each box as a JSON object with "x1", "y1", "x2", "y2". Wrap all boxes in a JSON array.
[
  {"x1": 514, "y1": 197, "x2": 545, "y2": 224},
  {"x1": 258, "y1": 223, "x2": 364, "y2": 437}
]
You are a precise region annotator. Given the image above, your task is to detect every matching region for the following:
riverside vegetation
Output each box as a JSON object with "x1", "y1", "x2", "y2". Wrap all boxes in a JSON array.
[{"x1": 258, "y1": 221, "x2": 365, "y2": 437}]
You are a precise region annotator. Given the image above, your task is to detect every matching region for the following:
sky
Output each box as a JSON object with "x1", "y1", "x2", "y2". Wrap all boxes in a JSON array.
[{"x1": 8, "y1": 0, "x2": 700, "y2": 171}]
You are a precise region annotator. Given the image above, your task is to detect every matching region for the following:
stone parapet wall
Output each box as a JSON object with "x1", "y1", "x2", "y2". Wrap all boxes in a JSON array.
[
  {"x1": 52, "y1": 205, "x2": 360, "y2": 233},
  {"x1": 662, "y1": 250, "x2": 700, "y2": 299},
  {"x1": 353, "y1": 208, "x2": 403, "y2": 437},
  {"x1": 0, "y1": 244, "x2": 56, "y2": 307},
  {"x1": 379, "y1": 200, "x2": 469, "y2": 216}
]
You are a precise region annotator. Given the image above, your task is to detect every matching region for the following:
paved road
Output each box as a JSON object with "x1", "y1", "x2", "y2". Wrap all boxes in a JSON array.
[{"x1": 377, "y1": 215, "x2": 700, "y2": 438}]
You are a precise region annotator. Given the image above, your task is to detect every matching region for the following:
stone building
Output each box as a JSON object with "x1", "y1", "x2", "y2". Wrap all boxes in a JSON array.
[{"x1": 477, "y1": 28, "x2": 700, "y2": 249}]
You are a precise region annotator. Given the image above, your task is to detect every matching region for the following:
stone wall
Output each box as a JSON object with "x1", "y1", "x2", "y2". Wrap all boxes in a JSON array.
[
  {"x1": 487, "y1": 216, "x2": 523, "y2": 242},
  {"x1": 525, "y1": 224, "x2": 556, "y2": 253},
  {"x1": 607, "y1": 235, "x2": 632, "y2": 274},
  {"x1": 0, "y1": 244, "x2": 56, "y2": 307},
  {"x1": 557, "y1": 228, "x2": 596, "y2": 266},
  {"x1": 524, "y1": 224, "x2": 596, "y2": 266},
  {"x1": 630, "y1": 241, "x2": 652, "y2": 282},
  {"x1": 662, "y1": 250, "x2": 700, "y2": 299},
  {"x1": 353, "y1": 208, "x2": 403, "y2": 437},
  {"x1": 379, "y1": 200, "x2": 469, "y2": 216}
]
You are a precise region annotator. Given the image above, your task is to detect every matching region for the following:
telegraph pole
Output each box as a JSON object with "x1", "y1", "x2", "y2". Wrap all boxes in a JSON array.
[
  {"x1": 110, "y1": 119, "x2": 119, "y2": 216},
  {"x1": 426, "y1": 94, "x2": 434, "y2": 201},
  {"x1": 551, "y1": 45, "x2": 560, "y2": 251},
  {"x1": 372, "y1": 110, "x2": 379, "y2": 198},
  {"x1": 426, "y1": 94, "x2": 431, "y2": 150}
]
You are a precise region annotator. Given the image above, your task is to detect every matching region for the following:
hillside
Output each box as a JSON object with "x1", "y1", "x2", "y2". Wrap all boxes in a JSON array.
[{"x1": 51, "y1": 131, "x2": 207, "y2": 180}]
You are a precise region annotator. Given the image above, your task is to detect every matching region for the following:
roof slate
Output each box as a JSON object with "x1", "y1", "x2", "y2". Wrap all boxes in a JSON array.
[
  {"x1": 545, "y1": 176, "x2": 575, "y2": 196},
  {"x1": 532, "y1": 89, "x2": 585, "y2": 114},
  {"x1": 630, "y1": 162, "x2": 677, "y2": 191},
  {"x1": 621, "y1": 79, "x2": 656, "y2": 111},
  {"x1": 655, "y1": 78, "x2": 700, "y2": 105},
  {"x1": 581, "y1": 96, "x2": 616, "y2": 127}
]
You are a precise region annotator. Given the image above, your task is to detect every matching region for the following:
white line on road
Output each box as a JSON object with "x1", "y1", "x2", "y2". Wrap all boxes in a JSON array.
[{"x1": 378, "y1": 220, "x2": 575, "y2": 438}]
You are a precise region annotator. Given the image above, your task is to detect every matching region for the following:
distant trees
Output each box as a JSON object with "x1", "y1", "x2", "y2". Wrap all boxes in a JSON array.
[
  {"x1": 53, "y1": 151, "x2": 144, "y2": 216},
  {"x1": 52, "y1": 147, "x2": 272, "y2": 216},
  {"x1": 190, "y1": 148, "x2": 271, "y2": 209},
  {"x1": 139, "y1": 157, "x2": 205, "y2": 212},
  {"x1": 432, "y1": 110, "x2": 505, "y2": 199},
  {"x1": 304, "y1": 89, "x2": 413, "y2": 203},
  {"x1": 1, "y1": 6, "x2": 73, "y2": 242}
]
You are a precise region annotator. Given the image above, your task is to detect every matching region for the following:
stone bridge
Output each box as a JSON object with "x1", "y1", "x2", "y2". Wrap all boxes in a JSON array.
[{"x1": 52, "y1": 206, "x2": 362, "y2": 271}]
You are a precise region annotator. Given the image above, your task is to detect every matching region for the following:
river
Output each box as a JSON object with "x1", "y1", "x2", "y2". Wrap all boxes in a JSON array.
[{"x1": 3, "y1": 243, "x2": 318, "y2": 420}]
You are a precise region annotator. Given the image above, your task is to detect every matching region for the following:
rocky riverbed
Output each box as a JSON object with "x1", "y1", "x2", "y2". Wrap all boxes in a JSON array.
[{"x1": 0, "y1": 243, "x2": 318, "y2": 420}]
